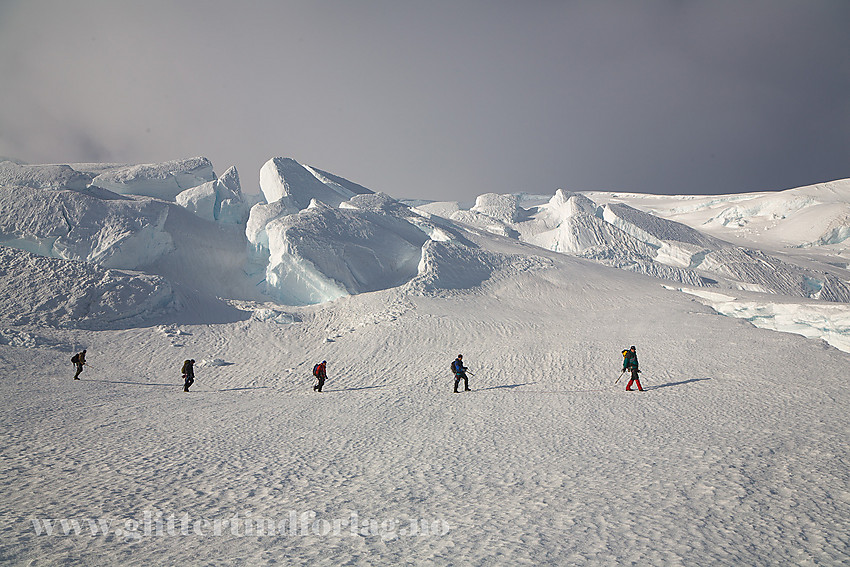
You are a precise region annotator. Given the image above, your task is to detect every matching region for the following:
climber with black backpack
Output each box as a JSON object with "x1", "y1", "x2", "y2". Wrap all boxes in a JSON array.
[
  {"x1": 71, "y1": 350, "x2": 87, "y2": 380},
  {"x1": 313, "y1": 360, "x2": 327, "y2": 392},
  {"x1": 182, "y1": 359, "x2": 195, "y2": 392}
]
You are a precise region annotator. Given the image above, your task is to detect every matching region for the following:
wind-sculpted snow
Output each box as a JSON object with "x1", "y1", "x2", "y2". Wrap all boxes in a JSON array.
[
  {"x1": 449, "y1": 209, "x2": 519, "y2": 238},
  {"x1": 699, "y1": 248, "x2": 850, "y2": 301},
  {"x1": 602, "y1": 202, "x2": 721, "y2": 248},
  {"x1": 0, "y1": 161, "x2": 94, "y2": 191},
  {"x1": 409, "y1": 237, "x2": 553, "y2": 294},
  {"x1": 0, "y1": 246, "x2": 174, "y2": 328},
  {"x1": 470, "y1": 192, "x2": 527, "y2": 224},
  {"x1": 591, "y1": 179, "x2": 850, "y2": 250},
  {"x1": 454, "y1": 191, "x2": 706, "y2": 287},
  {"x1": 308, "y1": 165, "x2": 375, "y2": 197},
  {"x1": 525, "y1": 203, "x2": 653, "y2": 257},
  {"x1": 0, "y1": 185, "x2": 174, "y2": 268},
  {"x1": 87, "y1": 157, "x2": 216, "y2": 201}
]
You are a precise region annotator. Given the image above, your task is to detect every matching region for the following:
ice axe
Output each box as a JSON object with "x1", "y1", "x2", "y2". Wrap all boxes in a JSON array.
[{"x1": 614, "y1": 370, "x2": 625, "y2": 384}]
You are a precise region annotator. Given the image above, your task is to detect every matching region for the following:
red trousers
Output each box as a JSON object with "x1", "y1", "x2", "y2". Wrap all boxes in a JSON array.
[{"x1": 626, "y1": 369, "x2": 643, "y2": 391}]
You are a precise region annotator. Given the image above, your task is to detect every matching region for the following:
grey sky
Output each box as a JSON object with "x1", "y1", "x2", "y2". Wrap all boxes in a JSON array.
[{"x1": 1, "y1": 0, "x2": 848, "y2": 201}]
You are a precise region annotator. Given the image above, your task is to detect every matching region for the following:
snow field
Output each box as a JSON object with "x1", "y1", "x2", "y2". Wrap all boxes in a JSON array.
[{"x1": 1, "y1": 247, "x2": 848, "y2": 565}]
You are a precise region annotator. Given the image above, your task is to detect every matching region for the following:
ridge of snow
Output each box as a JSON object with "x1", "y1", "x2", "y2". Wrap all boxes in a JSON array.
[
  {"x1": 89, "y1": 157, "x2": 216, "y2": 201},
  {"x1": 0, "y1": 161, "x2": 94, "y2": 191},
  {"x1": 602, "y1": 202, "x2": 721, "y2": 249},
  {"x1": 0, "y1": 184, "x2": 175, "y2": 269}
]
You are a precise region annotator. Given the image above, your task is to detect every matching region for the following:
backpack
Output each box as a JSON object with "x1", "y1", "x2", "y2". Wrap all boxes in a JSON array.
[
  {"x1": 622, "y1": 349, "x2": 638, "y2": 370},
  {"x1": 71, "y1": 353, "x2": 79, "y2": 364},
  {"x1": 313, "y1": 364, "x2": 320, "y2": 377}
]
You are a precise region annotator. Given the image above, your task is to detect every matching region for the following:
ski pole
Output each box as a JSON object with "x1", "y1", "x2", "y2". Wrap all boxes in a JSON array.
[{"x1": 614, "y1": 370, "x2": 625, "y2": 384}]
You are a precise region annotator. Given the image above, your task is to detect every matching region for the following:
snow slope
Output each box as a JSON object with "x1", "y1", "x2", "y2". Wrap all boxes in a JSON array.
[
  {"x1": 1, "y1": 228, "x2": 848, "y2": 565},
  {"x1": 0, "y1": 157, "x2": 849, "y2": 565}
]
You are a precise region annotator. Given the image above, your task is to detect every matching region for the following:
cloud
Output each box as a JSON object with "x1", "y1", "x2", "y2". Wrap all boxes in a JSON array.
[{"x1": 1, "y1": 0, "x2": 848, "y2": 199}]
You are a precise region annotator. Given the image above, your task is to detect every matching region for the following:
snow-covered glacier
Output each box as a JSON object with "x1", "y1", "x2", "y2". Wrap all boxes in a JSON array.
[
  {"x1": 418, "y1": 188, "x2": 850, "y2": 302},
  {"x1": 1, "y1": 153, "x2": 849, "y2": 351}
]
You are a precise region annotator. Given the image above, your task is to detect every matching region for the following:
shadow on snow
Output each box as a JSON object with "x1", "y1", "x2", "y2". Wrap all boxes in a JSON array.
[
  {"x1": 474, "y1": 382, "x2": 535, "y2": 391},
  {"x1": 646, "y1": 377, "x2": 711, "y2": 390},
  {"x1": 79, "y1": 379, "x2": 175, "y2": 387},
  {"x1": 321, "y1": 385, "x2": 387, "y2": 393}
]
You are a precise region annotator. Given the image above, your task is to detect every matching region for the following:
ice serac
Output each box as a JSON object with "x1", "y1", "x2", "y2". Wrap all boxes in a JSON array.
[
  {"x1": 90, "y1": 157, "x2": 216, "y2": 201},
  {"x1": 246, "y1": 199, "x2": 299, "y2": 254},
  {"x1": 176, "y1": 182, "x2": 217, "y2": 221},
  {"x1": 215, "y1": 166, "x2": 249, "y2": 224},
  {"x1": 0, "y1": 185, "x2": 174, "y2": 268},
  {"x1": 0, "y1": 246, "x2": 175, "y2": 329},
  {"x1": 308, "y1": 166, "x2": 374, "y2": 197},
  {"x1": 259, "y1": 157, "x2": 372, "y2": 210},
  {"x1": 261, "y1": 194, "x2": 429, "y2": 305},
  {"x1": 471, "y1": 193, "x2": 525, "y2": 223},
  {"x1": 440, "y1": 193, "x2": 525, "y2": 238},
  {"x1": 0, "y1": 161, "x2": 94, "y2": 191},
  {"x1": 176, "y1": 166, "x2": 249, "y2": 224}
]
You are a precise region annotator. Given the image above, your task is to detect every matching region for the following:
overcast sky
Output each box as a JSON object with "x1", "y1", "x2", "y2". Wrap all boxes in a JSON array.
[{"x1": 1, "y1": 0, "x2": 848, "y2": 201}]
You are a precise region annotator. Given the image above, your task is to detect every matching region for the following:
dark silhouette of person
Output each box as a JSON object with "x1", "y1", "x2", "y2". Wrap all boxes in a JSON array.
[
  {"x1": 313, "y1": 361, "x2": 327, "y2": 392},
  {"x1": 182, "y1": 359, "x2": 195, "y2": 392},
  {"x1": 452, "y1": 354, "x2": 470, "y2": 393},
  {"x1": 72, "y1": 350, "x2": 86, "y2": 380}
]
